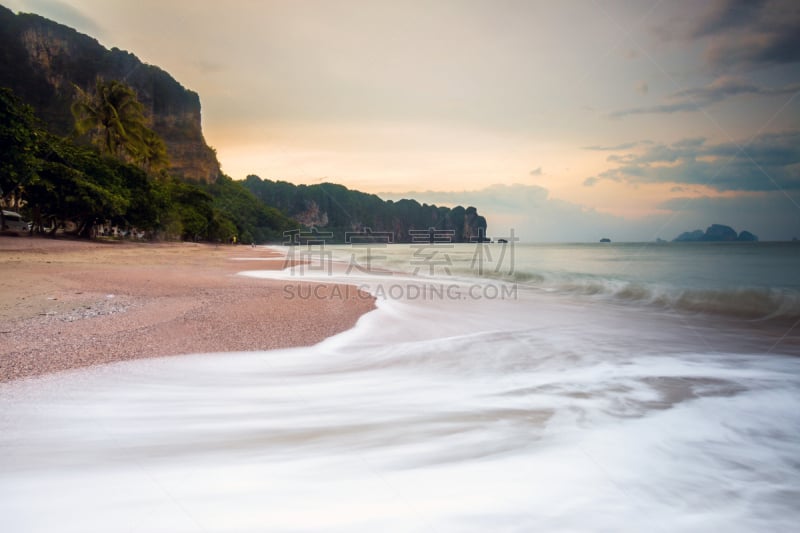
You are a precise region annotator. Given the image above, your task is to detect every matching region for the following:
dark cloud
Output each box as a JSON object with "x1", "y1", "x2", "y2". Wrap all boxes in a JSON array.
[
  {"x1": 610, "y1": 77, "x2": 800, "y2": 118},
  {"x1": 585, "y1": 130, "x2": 800, "y2": 191},
  {"x1": 692, "y1": 0, "x2": 769, "y2": 38},
  {"x1": 692, "y1": 0, "x2": 800, "y2": 69}
]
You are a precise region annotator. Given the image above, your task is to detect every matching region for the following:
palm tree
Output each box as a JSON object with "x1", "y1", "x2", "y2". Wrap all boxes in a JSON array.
[
  {"x1": 71, "y1": 78, "x2": 167, "y2": 170},
  {"x1": 134, "y1": 128, "x2": 169, "y2": 173}
]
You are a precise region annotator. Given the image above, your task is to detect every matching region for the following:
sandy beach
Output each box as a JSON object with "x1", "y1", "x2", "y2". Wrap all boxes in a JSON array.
[{"x1": 0, "y1": 236, "x2": 375, "y2": 382}]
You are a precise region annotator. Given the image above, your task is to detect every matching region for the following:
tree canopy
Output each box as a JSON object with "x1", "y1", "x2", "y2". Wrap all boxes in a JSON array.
[
  {"x1": 71, "y1": 78, "x2": 168, "y2": 171},
  {"x1": 0, "y1": 87, "x2": 40, "y2": 226},
  {"x1": 1, "y1": 84, "x2": 294, "y2": 242}
]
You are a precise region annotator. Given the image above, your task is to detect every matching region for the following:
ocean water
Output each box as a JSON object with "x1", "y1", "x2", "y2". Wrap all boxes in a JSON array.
[{"x1": 1, "y1": 242, "x2": 799, "y2": 532}]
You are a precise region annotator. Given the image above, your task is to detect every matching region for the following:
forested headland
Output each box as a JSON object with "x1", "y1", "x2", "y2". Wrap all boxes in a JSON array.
[{"x1": 1, "y1": 6, "x2": 487, "y2": 244}]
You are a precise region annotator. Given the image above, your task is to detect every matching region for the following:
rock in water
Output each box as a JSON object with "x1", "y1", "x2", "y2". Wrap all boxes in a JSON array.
[
  {"x1": 702, "y1": 224, "x2": 737, "y2": 241},
  {"x1": 673, "y1": 230, "x2": 705, "y2": 242},
  {"x1": 673, "y1": 225, "x2": 758, "y2": 242},
  {"x1": 737, "y1": 231, "x2": 758, "y2": 242}
]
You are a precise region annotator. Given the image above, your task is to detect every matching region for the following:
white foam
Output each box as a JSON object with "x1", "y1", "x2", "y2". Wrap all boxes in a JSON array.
[{"x1": 2, "y1": 261, "x2": 799, "y2": 532}]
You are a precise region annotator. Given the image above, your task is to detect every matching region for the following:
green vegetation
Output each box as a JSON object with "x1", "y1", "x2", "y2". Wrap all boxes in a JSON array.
[
  {"x1": 0, "y1": 87, "x2": 40, "y2": 231},
  {"x1": 72, "y1": 78, "x2": 168, "y2": 171},
  {"x1": 0, "y1": 8, "x2": 487, "y2": 244},
  {"x1": 0, "y1": 6, "x2": 221, "y2": 182},
  {"x1": 244, "y1": 175, "x2": 488, "y2": 243},
  {"x1": 1, "y1": 84, "x2": 293, "y2": 242},
  {"x1": 203, "y1": 175, "x2": 294, "y2": 244}
]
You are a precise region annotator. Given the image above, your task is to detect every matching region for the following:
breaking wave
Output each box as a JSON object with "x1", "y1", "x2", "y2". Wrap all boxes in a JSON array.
[{"x1": 512, "y1": 274, "x2": 800, "y2": 320}]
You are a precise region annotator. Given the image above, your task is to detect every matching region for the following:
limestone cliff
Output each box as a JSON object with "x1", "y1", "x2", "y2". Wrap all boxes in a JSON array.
[
  {"x1": 243, "y1": 176, "x2": 489, "y2": 243},
  {"x1": 0, "y1": 6, "x2": 220, "y2": 182}
]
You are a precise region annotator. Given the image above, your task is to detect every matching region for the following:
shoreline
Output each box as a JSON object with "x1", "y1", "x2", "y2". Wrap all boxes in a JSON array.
[
  {"x1": 0, "y1": 236, "x2": 375, "y2": 382},
  {"x1": 3, "y1": 238, "x2": 799, "y2": 532}
]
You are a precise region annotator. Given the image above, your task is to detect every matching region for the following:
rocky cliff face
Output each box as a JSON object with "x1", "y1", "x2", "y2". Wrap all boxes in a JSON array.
[
  {"x1": 0, "y1": 6, "x2": 220, "y2": 182},
  {"x1": 463, "y1": 206, "x2": 488, "y2": 241},
  {"x1": 243, "y1": 176, "x2": 489, "y2": 243}
]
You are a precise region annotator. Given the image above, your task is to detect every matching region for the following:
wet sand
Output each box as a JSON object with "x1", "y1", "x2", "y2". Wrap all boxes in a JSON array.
[{"x1": 0, "y1": 236, "x2": 375, "y2": 382}]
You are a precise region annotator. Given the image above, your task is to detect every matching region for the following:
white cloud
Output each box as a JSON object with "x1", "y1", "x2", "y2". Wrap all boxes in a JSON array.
[
  {"x1": 380, "y1": 184, "x2": 665, "y2": 243},
  {"x1": 380, "y1": 184, "x2": 800, "y2": 242}
]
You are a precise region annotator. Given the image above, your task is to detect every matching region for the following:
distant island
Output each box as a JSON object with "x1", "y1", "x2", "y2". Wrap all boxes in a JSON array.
[{"x1": 673, "y1": 224, "x2": 758, "y2": 242}]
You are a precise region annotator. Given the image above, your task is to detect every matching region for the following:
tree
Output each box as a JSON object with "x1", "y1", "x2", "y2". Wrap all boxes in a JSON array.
[
  {"x1": 135, "y1": 128, "x2": 169, "y2": 172},
  {"x1": 28, "y1": 135, "x2": 130, "y2": 238},
  {"x1": 71, "y1": 78, "x2": 167, "y2": 170},
  {"x1": 204, "y1": 174, "x2": 295, "y2": 243},
  {"x1": 0, "y1": 88, "x2": 40, "y2": 229}
]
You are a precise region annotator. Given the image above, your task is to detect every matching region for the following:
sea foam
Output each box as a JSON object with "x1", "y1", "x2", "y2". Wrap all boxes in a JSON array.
[{"x1": 1, "y1": 250, "x2": 799, "y2": 532}]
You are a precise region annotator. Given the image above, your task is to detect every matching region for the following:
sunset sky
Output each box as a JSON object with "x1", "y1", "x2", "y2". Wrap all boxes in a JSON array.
[{"x1": 5, "y1": 0, "x2": 800, "y2": 240}]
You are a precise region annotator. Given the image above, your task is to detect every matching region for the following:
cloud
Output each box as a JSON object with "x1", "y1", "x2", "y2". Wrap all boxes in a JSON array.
[
  {"x1": 692, "y1": 0, "x2": 769, "y2": 38},
  {"x1": 609, "y1": 77, "x2": 800, "y2": 118},
  {"x1": 379, "y1": 184, "x2": 660, "y2": 242},
  {"x1": 529, "y1": 167, "x2": 542, "y2": 176},
  {"x1": 636, "y1": 81, "x2": 649, "y2": 95},
  {"x1": 606, "y1": 153, "x2": 637, "y2": 164},
  {"x1": 582, "y1": 140, "x2": 650, "y2": 151},
  {"x1": 585, "y1": 130, "x2": 800, "y2": 192},
  {"x1": 691, "y1": 0, "x2": 800, "y2": 69},
  {"x1": 381, "y1": 183, "x2": 550, "y2": 213},
  {"x1": 379, "y1": 182, "x2": 800, "y2": 242}
]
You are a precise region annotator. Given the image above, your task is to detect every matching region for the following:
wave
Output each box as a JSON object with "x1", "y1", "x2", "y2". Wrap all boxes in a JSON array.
[
  {"x1": 509, "y1": 273, "x2": 800, "y2": 321},
  {"x1": 329, "y1": 245, "x2": 800, "y2": 321}
]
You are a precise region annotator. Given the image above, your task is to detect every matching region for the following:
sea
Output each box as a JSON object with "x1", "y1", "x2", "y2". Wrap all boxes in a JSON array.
[{"x1": 1, "y1": 241, "x2": 799, "y2": 532}]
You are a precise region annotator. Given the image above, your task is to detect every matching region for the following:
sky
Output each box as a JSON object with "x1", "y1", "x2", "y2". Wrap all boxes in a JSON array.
[{"x1": 5, "y1": 0, "x2": 800, "y2": 241}]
